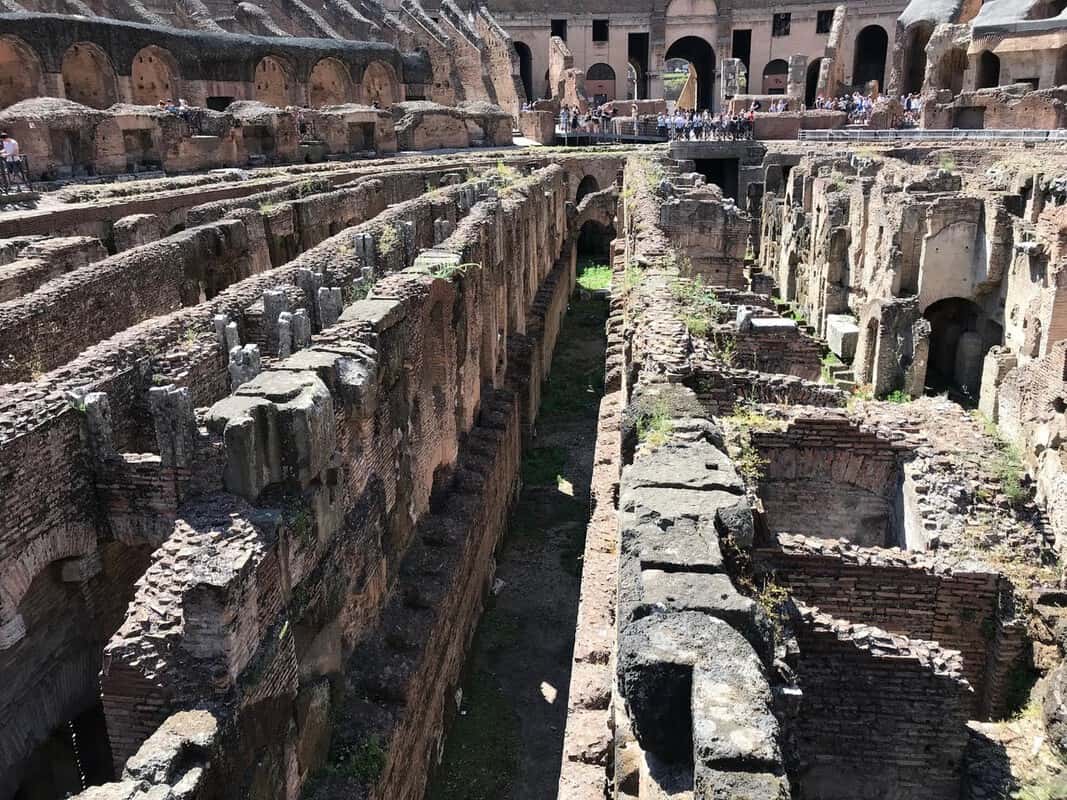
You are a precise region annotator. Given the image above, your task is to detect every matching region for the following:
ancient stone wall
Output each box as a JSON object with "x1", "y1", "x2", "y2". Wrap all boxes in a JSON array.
[
  {"x1": 749, "y1": 416, "x2": 910, "y2": 546},
  {"x1": 61, "y1": 163, "x2": 576, "y2": 799},
  {"x1": 0, "y1": 175, "x2": 398, "y2": 381},
  {"x1": 0, "y1": 156, "x2": 621, "y2": 793},
  {"x1": 757, "y1": 533, "x2": 1027, "y2": 719},
  {"x1": 791, "y1": 604, "x2": 973, "y2": 800},
  {"x1": 474, "y1": 5, "x2": 525, "y2": 116},
  {"x1": 657, "y1": 178, "x2": 749, "y2": 288}
]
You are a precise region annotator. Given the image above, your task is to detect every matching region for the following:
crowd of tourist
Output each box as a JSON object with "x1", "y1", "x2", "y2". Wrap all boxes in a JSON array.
[
  {"x1": 156, "y1": 98, "x2": 194, "y2": 122},
  {"x1": 655, "y1": 109, "x2": 756, "y2": 140},
  {"x1": 547, "y1": 102, "x2": 622, "y2": 135}
]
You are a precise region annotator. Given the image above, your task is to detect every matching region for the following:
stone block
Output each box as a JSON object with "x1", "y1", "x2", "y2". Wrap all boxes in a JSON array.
[
  {"x1": 641, "y1": 751, "x2": 693, "y2": 799},
  {"x1": 623, "y1": 439, "x2": 743, "y2": 495},
  {"x1": 826, "y1": 314, "x2": 860, "y2": 361},
  {"x1": 693, "y1": 767, "x2": 790, "y2": 799},
  {"x1": 640, "y1": 571, "x2": 759, "y2": 635},
  {"x1": 620, "y1": 512, "x2": 724, "y2": 575},
  {"x1": 618, "y1": 612, "x2": 775, "y2": 764},
  {"x1": 123, "y1": 709, "x2": 218, "y2": 785}
]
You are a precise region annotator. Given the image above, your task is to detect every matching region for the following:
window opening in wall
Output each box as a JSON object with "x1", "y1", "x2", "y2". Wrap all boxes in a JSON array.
[
  {"x1": 206, "y1": 96, "x2": 234, "y2": 111},
  {"x1": 816, "y1": 9, "x2": 834, "y2": 33},
  {"x1": 629, "y1": 32, "x2": 649, "y2": 99},
  {"x1": 731, "y1": 28, "x2": 752, "y2": 73},
  {"x1": 593, "y1": 19, "x2": 609, "y2": 43},
  {"x1": 773, "y1": 13, "x2": 791, "y2": 37},
  {"x1": 551, "y1": 19, "x2": 568, "y2": 41}
]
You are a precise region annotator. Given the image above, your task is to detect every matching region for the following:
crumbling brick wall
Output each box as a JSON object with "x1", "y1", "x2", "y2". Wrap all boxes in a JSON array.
[
  {"x1": 757, "y1": 533, "x2": 1026, "y2": 719},
  {"x1": 791, "y1": 605, "x2": 973, "y2": 800},
  {"x1": 749, "y1": 416, "x2": 909, "y2": 546},
  {"x1": 66, "y1": 164, "x2": 577, "y2": 800}
]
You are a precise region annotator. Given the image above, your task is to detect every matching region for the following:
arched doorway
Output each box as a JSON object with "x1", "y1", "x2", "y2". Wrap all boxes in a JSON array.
[
  {"x1": 627, "y1": 61, "x2": 640, "y2": 100},
  {"x1": 576, "y1": 175, "x2": 599, "y2": 203},
  {"x1": 762, "y1": 58, "x2": 789, "y2": 94},
  {"x1": 61, "y1": 43, "x2": 118, "y2": 109},
  {"x1": 0, "y1": 36, "x2": 43, "y2": 109},
  {"x1": 513, "y1": 41, "x2": 533, "y2": 102},
  {"x1": 131, "y1": 45, "x2": 178, "y2": 106},
  {"x1": 309, "y1": 58, "x2": 352, "y2": 107},
  {"x1": 902, "y1": 24, "x2": 933, "y2": 94},
  {"x1": 254, "y1": 55, "x2": 295, "y2": 108},
  {"x1": 664, "y1": 36, "x2": 716, "y2": 111},
  {"x1": 577, "y1": 219, "x2": 615, "y2": 265},
  {"x1": 976, "y1": 51, "x2": 1000, "y2": 89},
  {"x1": 361, "y1": 60, "x2": 399, "y2": 107},
  {"x1": 923, "y1": 297, "x2": 994, "y2": 396},
  {"x1": 806, "y1": 57, "x2": 824, "y2": 106},
  {"x1": 853, "y1": 25, "x2": 888, "y2": 91},
  {"x1": 586, "y1": 62, "x2": 616, "y2": 103},
  {"x1": 932, "y1": 47, "x2": 967, "y2": 94}
]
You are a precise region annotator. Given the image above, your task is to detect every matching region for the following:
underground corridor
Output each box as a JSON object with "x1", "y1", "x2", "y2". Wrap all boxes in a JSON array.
[{"x1": 426, "y1": 238, "x2": 611, "y2": 800}]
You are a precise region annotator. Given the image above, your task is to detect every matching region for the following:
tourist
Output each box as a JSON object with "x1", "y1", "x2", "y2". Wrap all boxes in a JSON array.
[
  {"x1": 0, "y1": 131, "x2": 28, "y2": 191},
  {"x1": 656, "y1": 111, "x2": 667, "y2": 140}
]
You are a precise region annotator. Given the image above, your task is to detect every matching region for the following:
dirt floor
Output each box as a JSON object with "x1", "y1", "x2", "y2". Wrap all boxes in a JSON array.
[{"x1": 426, "y1": 263, "x2": 609, "y2": 800}]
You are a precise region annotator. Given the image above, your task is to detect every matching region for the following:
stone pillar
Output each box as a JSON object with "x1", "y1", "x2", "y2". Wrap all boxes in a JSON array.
[
  {"x1": 317, "y1": 287, "x2": 343, "y2": 329},
  {"x1": 148, "y1": 385, "x2": 198, "y2": 468},
  {"x1": 979, "y1": 346, "x2": 1018, "y2": 422},
  {"x1": 295, "y1": 269, "x2": 324, "y2": 328},
  {"x1": 263, "y1": 289, "x2": 291, "y2": 353},
  {"x1": 786, "y1": 55, "x2": 808, "y2": 101},
  {"x1": 214, "y1": 313, "x2": 239, "y2": 352},
  {"x1": 229, "y1": 345, "x2": 262, "y2": 390},
  {"x1": 955, "y1": 331, "x2": 985, "y2": 395},
  {"x1": 277, "y1": 312, "x2": 294, "y2": 358},
  {"x1": 83, "y1": 391, "x2": 118, "y2": 462},
  {"x1": 904, "y1": 319, "x2": 931, "y2": 399}
]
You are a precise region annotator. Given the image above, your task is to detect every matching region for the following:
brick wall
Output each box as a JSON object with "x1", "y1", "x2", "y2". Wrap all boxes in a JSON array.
[
  {"x1": 750, "y1": 416, "x2": 909, "y2": 546},
  {"x1": 72, "y1": 164, "x2": 575, "y2": 799},
  {"x1": 757, "y1": 533, "x2": 1025, "y2": 719},
  {"x1": 792, "y1": 605, "x2": 973, "y2": 800}
]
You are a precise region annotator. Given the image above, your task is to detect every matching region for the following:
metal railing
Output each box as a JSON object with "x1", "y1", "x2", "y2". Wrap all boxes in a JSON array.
[
  {"x1": 0, "y1": 157, "x2": 32, "y2": 195},
  {"x1": 554, "y1": 118, "x2": 668, "y2": 144},
  {"x1": 798, "y1": 128, "x2": 1067, "y2": 142}
]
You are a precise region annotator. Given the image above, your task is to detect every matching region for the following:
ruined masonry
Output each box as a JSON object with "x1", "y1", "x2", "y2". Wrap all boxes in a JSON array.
[{"x1": 2, "y1": 0, "x2": 1067, "y2": 796}]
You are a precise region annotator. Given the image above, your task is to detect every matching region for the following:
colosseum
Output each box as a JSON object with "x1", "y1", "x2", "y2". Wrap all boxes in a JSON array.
[{"x1": 2, "y1": 0, "x2": 1067, "y2": 797}]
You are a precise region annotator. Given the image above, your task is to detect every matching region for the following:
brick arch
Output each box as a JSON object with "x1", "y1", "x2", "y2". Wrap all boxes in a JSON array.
[
  {"x1": 309, "y1": 57, "x2": 353, "y2": 107},
  {"x1": 62, "y1": 42, "x2": 118, "y2": 109},
  {"x1": 573, "y1": 186, "x2": 617, "y2": 234},
  {"x1": 254, "y1": 55, "x2": 296, "y2": 108},
  {"x1": 361, "y1": 60, "x2": 399, "y2": 107},
  {"x1": 0, "y1": 526, "x2": 96, "y2": 629},
  {"x1": 131, "y1": 45, "x2": 180, "y2": 106},
  {"x1": 0, "y1": 36, "x2": 43, "y2": 110}
]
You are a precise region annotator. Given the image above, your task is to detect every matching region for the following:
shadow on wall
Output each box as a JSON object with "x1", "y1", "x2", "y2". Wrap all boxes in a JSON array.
[{"x1": 750, "y1": 419, "x2": 927, "y2": 549}]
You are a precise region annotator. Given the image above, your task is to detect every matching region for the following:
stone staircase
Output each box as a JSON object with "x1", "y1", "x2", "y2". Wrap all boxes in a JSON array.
[{"x1": 826, "y1": 362, "x2": 856, "y2": 391}]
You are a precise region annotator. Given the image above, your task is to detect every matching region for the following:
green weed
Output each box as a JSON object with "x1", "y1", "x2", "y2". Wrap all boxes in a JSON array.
[
  {"x1": 522, "y1": 446, "x2": 568, "y2": 487},
  {"x1": 577, "y1": 264, "x2": 612, "y2": 291},
  {"x1": 636, "y1": 400, "x2": 673, "y2": 448},
  {"x1": 377, "y1": 223, "x2": 401, "y2": 257}
]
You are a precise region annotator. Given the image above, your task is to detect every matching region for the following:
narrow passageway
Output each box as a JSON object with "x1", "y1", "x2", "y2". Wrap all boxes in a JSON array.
[{"x1": 427, "y1": 257, "x2": 610, "y2": 800}]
